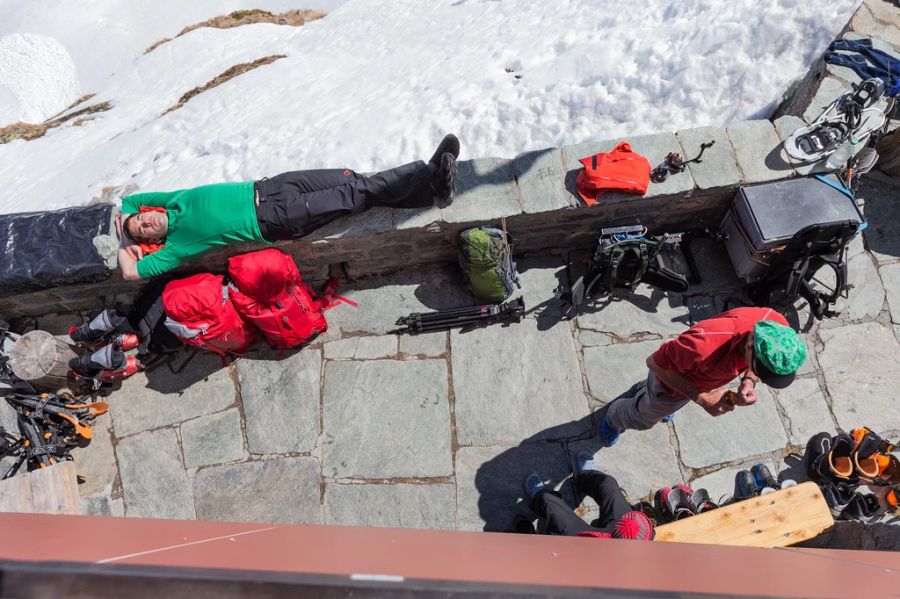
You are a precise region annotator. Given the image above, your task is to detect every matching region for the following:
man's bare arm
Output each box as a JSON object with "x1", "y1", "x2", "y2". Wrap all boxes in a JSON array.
[{"x1": 116, "y1": 213, "x2": 143, "y2": 281}]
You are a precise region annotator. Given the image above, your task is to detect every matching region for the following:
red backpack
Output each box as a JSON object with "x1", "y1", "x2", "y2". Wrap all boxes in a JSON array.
[
  {"x1": 162, "y1": 273, "x2": 258, "y2": 356},
  {"x1": 227, "y1": 248, "x2": 339, "y2": 349}
]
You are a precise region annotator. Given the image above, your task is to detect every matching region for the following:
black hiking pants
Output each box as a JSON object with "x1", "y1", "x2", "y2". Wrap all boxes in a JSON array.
[
  {"x1": 254, "y1": 161, "x2": 433, "y2": 241},
  {"x1": 532, "y1": 470, "x2": 631, "y2": 536}
]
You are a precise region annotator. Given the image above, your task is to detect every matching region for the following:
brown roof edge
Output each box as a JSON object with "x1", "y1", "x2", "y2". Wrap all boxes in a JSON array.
[{"x1": 0, "y1": 513, "x2": 897, "y2": 597}]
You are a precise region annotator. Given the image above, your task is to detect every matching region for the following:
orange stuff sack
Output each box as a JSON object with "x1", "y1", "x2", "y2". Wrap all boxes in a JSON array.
[{"x1": 575, "y1": 141, "x2": 651, "y2": 205}]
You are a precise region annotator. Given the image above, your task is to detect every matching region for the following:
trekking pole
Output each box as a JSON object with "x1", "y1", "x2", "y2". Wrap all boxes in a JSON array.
[{"x1": 395, "y1": 298, "x2": 526, "y2": 334}]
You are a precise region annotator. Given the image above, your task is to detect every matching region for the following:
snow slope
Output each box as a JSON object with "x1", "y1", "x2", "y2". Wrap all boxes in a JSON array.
[
  {"x1": 0, "y1": 0, "x2": 859, "y2": 214},
  {"x1": 0, "y1": 33, "x2": 80, "y2": 123}
]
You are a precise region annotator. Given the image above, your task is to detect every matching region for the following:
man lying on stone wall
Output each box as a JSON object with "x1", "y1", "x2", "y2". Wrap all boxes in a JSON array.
[
  {"x1": 117, "y1": 135, "x2": 460, "y2": 280},
  {"x1": 597, "y1": 306, "x2": 807, "y2": 446}
]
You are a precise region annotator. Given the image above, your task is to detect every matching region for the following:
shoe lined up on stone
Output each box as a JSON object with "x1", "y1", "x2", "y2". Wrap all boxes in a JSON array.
[{"x1": 804, "y1": 428, "x2": 900, "y2": 485}]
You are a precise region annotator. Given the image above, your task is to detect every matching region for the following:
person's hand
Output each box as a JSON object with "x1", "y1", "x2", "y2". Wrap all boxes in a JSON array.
[
  {"x1": 735, "y1": 377, "x2": 757, "y2": 406},
  {"x1": 115, "y1": 213, "x2": 123, "y2": 238},
  {"x1": 695, "y1": 388, "x2": 734, "y2": 417}
]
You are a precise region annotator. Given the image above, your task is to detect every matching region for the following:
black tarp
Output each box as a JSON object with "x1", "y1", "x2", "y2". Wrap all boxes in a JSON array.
[{"x1": 0, "y1": 203, "x2": 114, "y2": 296}]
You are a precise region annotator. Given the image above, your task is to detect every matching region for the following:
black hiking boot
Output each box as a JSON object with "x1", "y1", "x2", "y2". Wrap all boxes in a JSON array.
[
  {"x1": 432, "y1": 152, "x2": 457, "y2": 206},
  {"x1": 804, "y1": 431, "x2": 833, "y2": 482},
  {"x1": 841, "y1": 491, "x2": 880, "y2": 523},
  {"x1": 429, "y1": 133, "x2": 460, "y2": 166}
]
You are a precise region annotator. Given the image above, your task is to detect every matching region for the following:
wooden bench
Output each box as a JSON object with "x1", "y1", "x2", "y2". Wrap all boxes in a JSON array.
[
  {"x1": 655, "y1": 481, "x2": 833, "y2": 547},
  {"x1": 0, "y1": 461, "x2": 81, "y2": 515}
]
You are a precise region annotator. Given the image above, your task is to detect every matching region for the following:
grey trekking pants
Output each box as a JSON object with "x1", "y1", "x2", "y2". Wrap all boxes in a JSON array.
[{"x1": 605, "y1": 371, "x2": 691, "y2": 433}]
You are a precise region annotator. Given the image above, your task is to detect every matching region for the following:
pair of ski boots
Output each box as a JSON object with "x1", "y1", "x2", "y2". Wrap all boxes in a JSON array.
[
  {"x1": 805, "y1": 427, "x2": 900, "y2": 485},
  {"x1": 784, "y1": 77, "x2": 893, "y2": 170},
  {"x1": 734, "y1": 464, "x2": 795, "y2": 499},
  {"x1": 68, "y1": 315, "x2": 143, "y2": 385},
  {"x1": 652, "y1": 482, "x2": 718, "y2": 523}
]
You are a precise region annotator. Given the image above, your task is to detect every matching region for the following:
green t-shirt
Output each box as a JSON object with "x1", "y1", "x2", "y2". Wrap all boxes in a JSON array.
[{"x1": 121, "y1": 181, "x2": 266, "y2": 278}]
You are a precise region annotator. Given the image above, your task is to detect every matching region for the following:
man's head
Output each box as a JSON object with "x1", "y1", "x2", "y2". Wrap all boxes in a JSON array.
[
  {"x1": 123, "y1": 211, "x2": 168, "y2": 244},
  {"x1": 746, "y1": 320, "x2": 807, "y2": 389}
]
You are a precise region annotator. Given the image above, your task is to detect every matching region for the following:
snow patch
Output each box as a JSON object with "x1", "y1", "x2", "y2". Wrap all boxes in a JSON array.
[{"x1": 0, "y1": 33, "x2": 81, "y2": 124}]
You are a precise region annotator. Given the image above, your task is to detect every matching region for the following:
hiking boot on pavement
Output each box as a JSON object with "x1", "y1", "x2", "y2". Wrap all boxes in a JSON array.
[
  {"x1": 735, "y1": 469, "x2": 760, "y2": 499},
  {"x1": 841, "y1": 491, "x2": 881, "y2": 523},
  {"x1": 822, "y1": 481, "x2": 855, "y2": 518},
  {"x1": 804, "y1": 431, "x2": 834, "y2": 482}
]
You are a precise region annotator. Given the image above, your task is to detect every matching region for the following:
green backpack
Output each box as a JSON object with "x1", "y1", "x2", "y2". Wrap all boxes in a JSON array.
[{"x1": 458, "y1": 226, "x2": 519, "y2": 302}]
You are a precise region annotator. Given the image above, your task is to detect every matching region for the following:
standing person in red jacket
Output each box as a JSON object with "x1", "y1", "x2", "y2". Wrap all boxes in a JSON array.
[{"x1": 598, "y1": 307, "x2": 807, "y2": 446}]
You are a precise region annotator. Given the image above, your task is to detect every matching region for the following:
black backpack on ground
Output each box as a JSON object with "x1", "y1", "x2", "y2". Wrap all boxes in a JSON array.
[
  {"x1": 559, "y1": 226, "x2": 689, "y2": 312},
  {"x1": 750, "y1": 221, "x2": 859, "y2": 320}
]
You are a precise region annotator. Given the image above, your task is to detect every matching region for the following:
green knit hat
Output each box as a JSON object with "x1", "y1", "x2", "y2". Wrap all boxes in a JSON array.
[{"x1": 752, "y1": 321, "x2": 806, "y2": 389}]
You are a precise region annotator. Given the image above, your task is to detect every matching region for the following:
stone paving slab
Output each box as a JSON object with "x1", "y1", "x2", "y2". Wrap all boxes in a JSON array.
[
  {"x1": 726, "y1": 119, "x2": 793, "y2": 184},
  {"x1": 324, "y1": 482, "x2": 456, "y2": 530},
  {"x1": 192, "y1": 457, "x2": 322, "y2": 524},
  {"x1": 451, "y1": 319, "x2": 586, "y2": 445},
  {"x1": 772, "y1": 378, "x2": 836, "y2": 446},
  {"x1": 117, "y1": 428, "x2": 194, "y2": 520},
  {"x1": 802, "y1": 76, "x2": 850, "y2": 124},
  {"x1": 676, "y1": 126, "x2": 742, "y2": 190},
  {"x1": 237, "y1": 349, "x2": 321, "y2": 455},
  {"x1": 81, "y1": 496, "x2": 125, "y2": 517},
  {"x1": 513, "y1": 147, "x2": 576, "y2": 213},
  {"x1": 582, "y1": 338, "x2": 661, "y2": 405},
  {"x1": 441, "y1": 158, "x2": 522, "y2": 223},
  {"x1": 572, "y1": 424, "x2": 684, "y2": 501},
  {"x1": 324, "y1": 335, "x2": 398, "y2": 360},
  {"x1": 849, "y1": 0, "x2": 900, "y2": 48},
  {"x1": 829, "y1": 251, "x2": 885, "y2": 323},
  {"x1": 455, "y1": 443, "x2": 571, "y2": 532},
  {"x1": 513, "y1": 255, "x2": 569, "y2": 325},
  {"x1": 322, "y1": 359, "x2": 451, "y2": 478},
  {"x1": 880, "y1": 262, "x2": 900, "y2": 324},
  {"x1": 305, "y1": 206, "x2": 394, "y2": 242},
  {"x1": 393, "y1": 204, "x2": 443, "y2": 231},
  {"x1": 860, "y1": 176, "x2": 900, "y2": 265},
  {"x1": 74, "y1": 416, "x2": 117, "y2": 498},
  {"x1": 181, "y1": 408, "x2": 245, "y2": 469},
  {"x1": 674, "y1": 386, "x2": 788, "y2": 468},
  {"x1": 561, "y1": 132, "x2": 695, "y2": 198},
  {"x1": 108, "y1": 353, "x2": 237, "y2": 438},
  {"x1": 819, "y1": 322, "x2": 900, "y2": 432},
  {"x1": 576, "y1": 286, "x2": 690, "y2": 341},
  {"x1": 324, "y1": 268, "x2": 475, "y2": 336},
  {"x1": 399, "y1": 332, "x2": 447, "y2": 357}
]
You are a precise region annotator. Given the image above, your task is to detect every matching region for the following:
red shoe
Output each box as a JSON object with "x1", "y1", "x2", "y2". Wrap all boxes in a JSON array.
[
  {"x1": 112, "y1": 333, "x2": 140, "y2": 351},
  {"x1": 99, "y1": 356, "x2": 143, "y2": 381}
]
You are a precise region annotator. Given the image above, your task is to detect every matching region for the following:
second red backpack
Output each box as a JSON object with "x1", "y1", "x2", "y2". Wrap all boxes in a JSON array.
[
  {"x1": 227, "y1": 248, "x2": 328, "y2": 349},
  {"x1": 162, "y1": 273, "x2": 258, "y2": 356}
]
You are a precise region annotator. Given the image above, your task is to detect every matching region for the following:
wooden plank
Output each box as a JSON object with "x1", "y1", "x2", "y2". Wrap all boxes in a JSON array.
[
  {"x1": 0, "y1": 461, "x2": 81, "y2": 515},
  {"x1": 655, "y1": 481, "x2": 833, "y2": 547}
]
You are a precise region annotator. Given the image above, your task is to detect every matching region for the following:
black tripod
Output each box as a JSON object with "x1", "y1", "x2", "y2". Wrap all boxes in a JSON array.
[{"x1": 395, "y1": 298, "x2": 526, "y2": 334}]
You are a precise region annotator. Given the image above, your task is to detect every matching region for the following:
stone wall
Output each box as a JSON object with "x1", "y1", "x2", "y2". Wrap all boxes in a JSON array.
[{"x1": 0, "y1": 119, "x2": 821, "y2": 319}]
